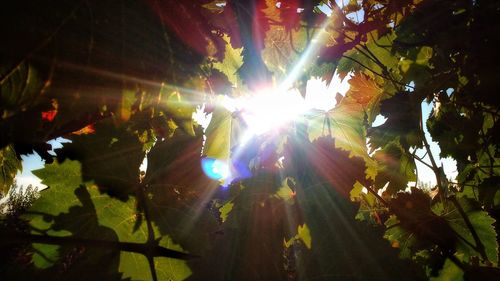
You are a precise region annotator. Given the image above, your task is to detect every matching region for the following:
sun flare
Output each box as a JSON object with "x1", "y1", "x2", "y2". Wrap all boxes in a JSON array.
[{"x1": 194, "y1": 74, "x2": 351, "y2": 183}]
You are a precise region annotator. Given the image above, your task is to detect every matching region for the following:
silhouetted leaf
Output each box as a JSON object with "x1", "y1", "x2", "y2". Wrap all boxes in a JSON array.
[
  {"x1": 28, "y1": 160, "x2": 192, "y2": 280},
  {"x1": 56, "y1": 121, "x2": 145, "y2": 200},
  {"x1": 368, "y1": 92, "x2": 422, "y2": 150}
]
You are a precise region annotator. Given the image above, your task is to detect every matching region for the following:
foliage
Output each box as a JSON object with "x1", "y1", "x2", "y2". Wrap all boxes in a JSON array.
[{"x1": 1, "y1": 0, "x2": 499, "y2": 280}]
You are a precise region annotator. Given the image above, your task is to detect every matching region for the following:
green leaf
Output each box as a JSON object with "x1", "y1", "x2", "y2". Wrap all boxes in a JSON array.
[
  {"x1": 337, "y1": 32, "x2": 399, "y2": 82},
  {"x1": 373, "y1": 142, "x2": 416, "y2": 195},
  {"x1": 56, "y1": 121, "x2": 145, "y2": 200},
  {"x1": 213, "y1": 34, "x2": 243, "y2": 86},
  {"x1": 203, "y1": 106, "x2": 233, "y2": 161},
  {"x1": 384, "y1": 215, "x2": 416, "y2": 259},
  {"x1": 0, "y1": 62, "x2": 43, "y2": 118},
  {"x1": 433, "y1": 197, "x2": 498, "y2": 264},
  {"x1": 163, "y1": 90, "x2": 196, "y2": 136},
  {"x1": 416, "y1": 46, "x2": 433, "y2": 65},
  {"x1": 261, "y1": 25, "x2": 307, "y2": 80},
  {"x1": 307, "y1": 94, "x2": 378, "y2": 181},
  {"x1": 28, "y1": 160, "x2": 192, "y2": 280},
  {"x1": 350, "y1": 181, "x2": 365, "y2": 202},
  {"x1": 430, "y1": 258, "x2": 463, "y2": 281},
  {"x1": 308, "y1": 96, "x2": 364, "y2": 156},
  {"x1": 328, "y1": 97, "x2": 367, "y2": 158}
]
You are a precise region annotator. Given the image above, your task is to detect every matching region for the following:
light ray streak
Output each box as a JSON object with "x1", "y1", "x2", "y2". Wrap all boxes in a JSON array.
[
  {"x1": 278, "y1": 16, "x2": 334, "y2": 91},
  {"x1": 33, "y1": 57, "x2": 207, "y2": 100}
]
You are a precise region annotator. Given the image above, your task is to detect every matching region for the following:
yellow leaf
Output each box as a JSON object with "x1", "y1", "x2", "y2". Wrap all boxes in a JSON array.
[
  {"x1": 119, "y1": 90, "x2": 136, "y2": 122},
  {"x1": 219, "y1": 201, "x2": 234, "y2": 223},
  {"x1": 297, "y1": 224, "x2": 312, "y2": 249},
  {"x1": 416, "y1": 46, "x2": 433, "y2": 65},
  {"x1": 274, "y1": 177, "x2": 296, "y2": 203},
  {"x1": 350, "y1": 181, "x2": 365, "y2": 202}
]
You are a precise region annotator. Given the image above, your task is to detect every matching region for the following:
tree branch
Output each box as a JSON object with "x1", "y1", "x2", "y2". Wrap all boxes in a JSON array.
[{"x1": 1, "y1": 232, "x2": 198, "y2": 260}]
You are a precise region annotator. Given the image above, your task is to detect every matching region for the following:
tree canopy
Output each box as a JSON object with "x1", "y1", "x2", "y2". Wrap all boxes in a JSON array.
[{"x1": 1, "y1": 0, "x2": 499, "y2": 280}]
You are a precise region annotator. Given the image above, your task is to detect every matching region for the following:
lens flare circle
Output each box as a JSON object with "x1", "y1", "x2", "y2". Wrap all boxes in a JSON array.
[{"x1": 201, "y1": 158, "x2": 230, "y2": 180}]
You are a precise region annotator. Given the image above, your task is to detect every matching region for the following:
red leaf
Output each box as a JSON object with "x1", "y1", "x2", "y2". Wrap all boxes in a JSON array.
[
  {"x1": 72, "y1": 124, "x2": 96, "y2": 135},
  {"x1": 41, "y1": 99, "x2": 58, "y2": 122},
  {"x1": 41, "y1": 110, "x2": 57, "y2": 122}
]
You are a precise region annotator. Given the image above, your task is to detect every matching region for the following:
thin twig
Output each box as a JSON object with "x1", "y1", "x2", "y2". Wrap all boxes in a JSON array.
[
  {"x1": 341, "y1": 55, "x2": 411, "y2": 89},
  {"x1": 413, "y1": 154, "x2": 434, "y2": 170}
]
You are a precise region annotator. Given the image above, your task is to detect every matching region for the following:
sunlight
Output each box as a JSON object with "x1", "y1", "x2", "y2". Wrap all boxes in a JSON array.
[
  {"x1": 216, "y1": 75, "x2": 350, "y2": 137},
  {"x1": 304, "y1": 74, "x2": 351, "y2": 111},
  {"x1": 239, "y1": 88, "x2": 307, "y2": 135},
  {"x1": 196, "y1": 75, "x2": 350, "y2": 183}
]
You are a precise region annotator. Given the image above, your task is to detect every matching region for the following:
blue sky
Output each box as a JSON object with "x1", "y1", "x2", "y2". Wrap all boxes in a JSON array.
[{"x1": 14, "y1": 138, "x2": 69, "y2": 189}]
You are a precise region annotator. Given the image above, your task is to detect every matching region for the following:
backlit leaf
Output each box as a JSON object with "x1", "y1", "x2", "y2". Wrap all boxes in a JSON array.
[
  {"x1": 28, "y1": 160, "x2": 192, "y2": 280},
  {"x1": 219, "y1": 201, "x2": 234, "y2": 223},
  {"x1": 213, "y1": 34, "x2": 243, "y2": 86},
  {"x1": 433, "y1": 197, "x2": 498, "y2": 264},
  {"x1": 297, "y1": 224, "x2": 312, "y2": 249},
  {"x1": 203, "y1": 106, "x2": 233, "y2": 161}
]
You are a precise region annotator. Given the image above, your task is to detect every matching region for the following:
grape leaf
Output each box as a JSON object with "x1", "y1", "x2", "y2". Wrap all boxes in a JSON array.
[
  {"x1": 368, "y1": 92, "x2": 422, "y2": 150},
  {"x1": 336, "y1": 32, "x2": 400, "y2": 82},
  {"x1": 373, "y1": 141, "x2": 416, "y2": 195},
  {"x1": 307, "y1": 136, "x2": 370, "y2": 197},
  {"x1": 430, "y1": 258, "x2": 463, "y2": 281},
  {"x1": 0, "y1": 62, "x2": 43, "y2": 119},
  {"x1": 284, "y1": 223, "x2": 312, "y2": 250},
  {"x1": 145, "y1": 126, "x2": 205, "y2": 190},
  {"x1": 426, "y1": 93, "x2": 482, "y2": 164},
  {"x1": 297, "y1": 223, "x2": 312, "y2": 249},
  {"x1": 348, "y1": 72, "x2": 383, "y2": 107},
  {"x1": 261, "y1": 23, "x2": 307, "y2": 80},
  {"x1": 56, "y1": 121, "x2": 145, "y2": 201},
  {"x1": 27, "y1": 159, "x2": 192, "y2": 281},
  {"x1": 203, "y1": 106, "x2": 233, "y2": 161},
  {"x1": 388, "y1": 189, "x2": 457, "y2": 253},
  {"x1": 161, "y1": 82, "x2": 202, "y2": 137},
  {"x1": 308, "y1": 96, "x2": 365, "y2": 156},
  {"x1": 273, "y1": 177, "x2": 296, "y2": 203},
  {"x1": 348, "y1": 72, "x2": 386, "y2": 124},
  {"x1": 433, "y1": 197, "x2": 498, "y2": 264},
  {"x1": 213, "y1": 34, "x2": 243, "y2": 86},
  {"x1": 308, "y1": 94, "x2": 378, "y2": 181}
]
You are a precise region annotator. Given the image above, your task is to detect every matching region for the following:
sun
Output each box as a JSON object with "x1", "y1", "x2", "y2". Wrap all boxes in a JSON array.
[
  {"x1": 194, "y1": 73, "x2": 351, "y2": 183},
  {"x1": 232, "y1": 88, "x2": 307, "y2": 135}
]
